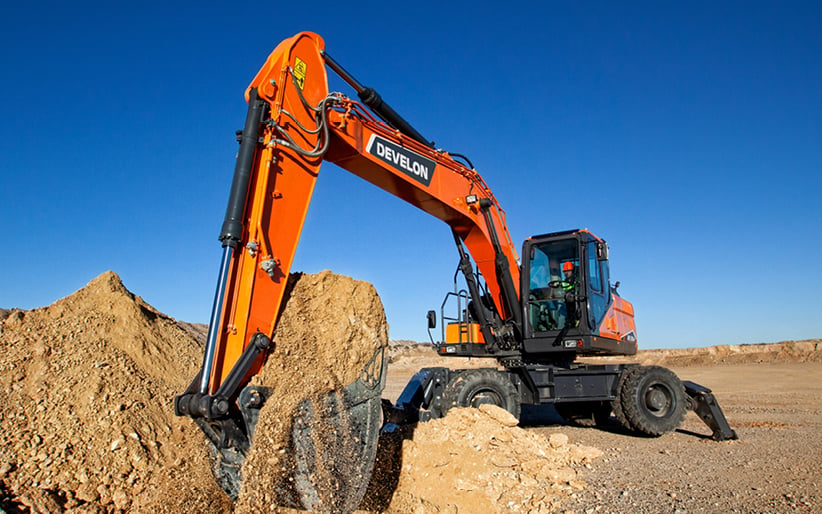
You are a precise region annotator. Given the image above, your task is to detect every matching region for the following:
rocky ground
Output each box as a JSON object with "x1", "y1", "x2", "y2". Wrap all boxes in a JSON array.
[
  {"x1": 539, "y1": 362, "x2": 821, "y2": 513},
  {"x1": 2, "y1": 272, "x2": 819, "y2": 513}
]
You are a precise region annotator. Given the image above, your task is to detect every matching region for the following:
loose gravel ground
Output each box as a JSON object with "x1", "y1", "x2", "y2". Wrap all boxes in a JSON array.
[{"x1": 548, "y1": 363, "x2": 822, "y2": 513}]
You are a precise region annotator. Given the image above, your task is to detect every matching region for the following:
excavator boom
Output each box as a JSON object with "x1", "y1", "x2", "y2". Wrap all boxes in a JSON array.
[{"x1": 177, "y1": 32, "x2": 522, "y2": 408}]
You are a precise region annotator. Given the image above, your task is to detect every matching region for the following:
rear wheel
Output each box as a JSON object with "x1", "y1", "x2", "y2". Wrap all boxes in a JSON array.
[
  {"x1": 555, "y1": 401, "x2": 612, "y2": 427},
  {"x1": 619, "y1": 365, "x2": 686, "y2": 436},
  {"x1": 441, "y1": 369, "x2": 521, "y2": 419}
]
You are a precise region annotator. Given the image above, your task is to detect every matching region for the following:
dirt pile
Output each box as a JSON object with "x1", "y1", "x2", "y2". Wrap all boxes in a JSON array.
[
  {"x1": 0, "y1": 271, "x2": 230, "y2": 513},
  {"x1": 234, "y1": 271, "x2": 388, "y2": 513},
  {"x1": 580, "y1": 339, "x2": 822, "y2": 367},
  {"x1": 638, "y1": 340, "x2": 822, "y2": 366},
  {"x1": 380, "y1": 405, "x2": 601, "y2": 514},
  {"x1": 1, "y1": 270, "x2": 604, "y2": 514},
  {"x1": 0, "y1": 270, "x2": 391, "y2": 513}
]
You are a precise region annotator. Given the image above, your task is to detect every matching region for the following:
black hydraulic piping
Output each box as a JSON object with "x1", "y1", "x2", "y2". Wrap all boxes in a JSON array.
[
  {"x1": 322, "y1": 51, "x2": 434, "y2": 149},
  {"x1": 478, "y1": 199, "x2": 522, "y2": 329},
  {"x1": 220, "y1": 88, "x2": 269, "y2": 248},
  {"x1": 199, "y1": 89, "x2": 268, "y2": 397},
  {"x1": 176, "y1": 89, "x2": 270, "y2": 417},
  {"x1": 449, "y1": 153, "x2": 475, "y2": 170},
  {"x1": 452, "y1": 230, "x2": 497, "y2": 347}
]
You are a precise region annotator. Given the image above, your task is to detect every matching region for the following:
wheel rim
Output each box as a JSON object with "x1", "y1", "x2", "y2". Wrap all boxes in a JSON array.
[
  {"x1": 469, "y1": 388, "x2": 504, "y2": 408},
  {"x1": 644, "y1": 382, "x2": 674, "y2": 417}
]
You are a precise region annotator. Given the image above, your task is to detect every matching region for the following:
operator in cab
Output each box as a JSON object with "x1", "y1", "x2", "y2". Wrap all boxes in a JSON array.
[
  {"x1": 560, "y1": 261, "x2": 579, "y2": 328},
  {"x1": 560, "y1": 261, "x2": 577, "y2": 292}
]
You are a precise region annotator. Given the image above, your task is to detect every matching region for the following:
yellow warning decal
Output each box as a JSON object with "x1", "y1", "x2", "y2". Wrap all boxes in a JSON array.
[{"x1": 293, "y1": 57, "x2": 307, "y2": 90}]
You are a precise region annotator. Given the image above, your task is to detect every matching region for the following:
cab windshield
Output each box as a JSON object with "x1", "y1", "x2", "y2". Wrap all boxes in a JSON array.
[{"x1": 528, "y1": 239, "x2": 579, "y2": 332}]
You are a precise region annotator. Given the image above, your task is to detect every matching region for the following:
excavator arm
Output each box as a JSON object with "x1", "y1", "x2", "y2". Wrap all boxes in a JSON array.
[{"x1": 176, "y1": 32, "x2": 522, "y2": 416}]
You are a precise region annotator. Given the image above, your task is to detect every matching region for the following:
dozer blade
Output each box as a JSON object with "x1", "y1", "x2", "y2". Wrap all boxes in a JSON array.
[{"x1": 208, "y1": 348, "x2": 386, "y2": 513}]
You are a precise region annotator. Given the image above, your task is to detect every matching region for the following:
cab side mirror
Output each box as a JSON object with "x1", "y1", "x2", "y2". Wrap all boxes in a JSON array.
[
  {"x1": 596, "y1": 241, "x2": 609, "y2": 261},
  {"x1": 427, "y1": 310, "x2": 437, "y2": 329}
]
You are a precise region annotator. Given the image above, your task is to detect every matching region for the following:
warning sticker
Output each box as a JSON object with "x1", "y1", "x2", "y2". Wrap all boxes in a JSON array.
[{"x1": 293, "y1": 57, "x2": 307, "y2": 90}]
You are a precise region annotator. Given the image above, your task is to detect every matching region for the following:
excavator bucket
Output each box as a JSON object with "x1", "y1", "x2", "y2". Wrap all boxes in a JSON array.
[
  {"x1": 283, "y1": 375, "x2": 385, "y2": 511},
  {"x1": 208, "y1": 347, "x2": 386, "y2": 512}
]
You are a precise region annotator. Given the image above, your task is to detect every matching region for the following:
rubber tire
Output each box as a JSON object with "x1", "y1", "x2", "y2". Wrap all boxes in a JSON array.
[
  {"x1": 555, "y1": 401, "x2": 612, "y2": 427},
  {"x1": 619, "y1": 365, "x2": 686, "y2": 436},
  {"x1": 441, "y1": 369, "x2": 521, "y2": 420},
  {"x1": 612, "y1": 366, "x2": 640, "y2": 431}
]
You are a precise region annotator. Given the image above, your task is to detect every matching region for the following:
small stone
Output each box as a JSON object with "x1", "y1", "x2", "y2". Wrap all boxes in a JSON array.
[
  {"x1": 112, "y1": 488, "x2": 130, "y2": 510},
  {"x1": 97, "y1": 484, "x2": 112, "y2": 505},
  {"x1": 76, "y1": 483, "x2": 99, "y2": 502}
]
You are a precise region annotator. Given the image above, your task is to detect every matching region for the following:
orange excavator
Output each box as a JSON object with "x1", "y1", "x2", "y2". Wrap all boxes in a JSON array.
[{"x1": 174, "y1": 32, "x2": 736, "y2": 511}]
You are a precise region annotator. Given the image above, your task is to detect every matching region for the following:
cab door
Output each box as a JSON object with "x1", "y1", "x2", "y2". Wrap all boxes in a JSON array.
[
  {"x1": 584, "y1": 239, "x2": 610, "y2": 332},
  {"x1": 520, "y1": 232, "x2": 586, "y2": 353}
]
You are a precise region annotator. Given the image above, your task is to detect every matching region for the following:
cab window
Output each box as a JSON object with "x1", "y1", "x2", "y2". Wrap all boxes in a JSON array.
[
  {"x1": 586, "y1": 240, "x2": 610, "y2": 329},
  {"x1": 527, "y1": 239, "x2": 579, "y2": 332},
  {"x1": 587, "y1": 242, "x2": 602, "y2": 292}
]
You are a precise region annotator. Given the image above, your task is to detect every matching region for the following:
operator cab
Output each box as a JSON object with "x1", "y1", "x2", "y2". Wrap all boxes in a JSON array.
[
  {"x1": 431, "y1": 228, "x2": 637, "y2": 361},
  {"x1": 521, "y1": 229, "x2": 637, "y2": 356}
]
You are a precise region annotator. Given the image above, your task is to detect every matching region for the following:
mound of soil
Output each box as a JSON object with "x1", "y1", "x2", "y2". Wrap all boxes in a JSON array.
[
  {"x1": 0, "y1": 270, "x2": 389, "y2": 514},
  {"x1": 0, "y1": 271, "x2": 230, "y2": 513},
  {"x1": 383, "y1": 405, "x2": 601, "y2": 514},
  {"x1": 0, "y1": 270, "x2": 603, "y2": 514},
  {"x1": 580, "y1": 339, "x2": 822, "y2": 368}
]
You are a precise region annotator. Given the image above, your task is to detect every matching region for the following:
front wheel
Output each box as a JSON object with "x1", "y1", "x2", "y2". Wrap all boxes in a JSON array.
[
  {"x1": 441, "y1": 369, "x2": 521, "y2": 420},
  {"x1": 618, "y1": 366, "x2": 686, "y2": 436}
]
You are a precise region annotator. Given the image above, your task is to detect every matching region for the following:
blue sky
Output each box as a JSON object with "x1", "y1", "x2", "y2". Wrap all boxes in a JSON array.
[{"x1": 1, "y1": 1, "x2": 820, "y2": 349}]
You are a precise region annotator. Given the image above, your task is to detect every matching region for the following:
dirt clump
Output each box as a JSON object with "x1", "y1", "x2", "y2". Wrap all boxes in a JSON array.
[
  {"x1": 0, "y1": 271, "x2": 231, "y2": 513},
  {"x1": 378, "y1": 405, "x2": 601, "y2": 514}
]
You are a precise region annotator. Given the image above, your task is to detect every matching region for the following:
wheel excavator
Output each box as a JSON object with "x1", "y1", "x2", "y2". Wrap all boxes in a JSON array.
[{"x1": 174, "y1": 31, "x2": 736, "y2": 512}]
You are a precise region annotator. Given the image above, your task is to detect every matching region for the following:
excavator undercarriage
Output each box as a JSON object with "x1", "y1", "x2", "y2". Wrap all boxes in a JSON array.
[{"x1": 385, "y1": 364, "x2": 737, "y2": 441}]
